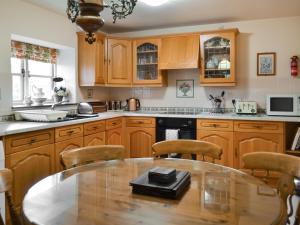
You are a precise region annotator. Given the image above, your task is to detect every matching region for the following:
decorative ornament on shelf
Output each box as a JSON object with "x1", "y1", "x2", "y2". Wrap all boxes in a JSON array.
[
  {"x1": 53, "y1": 87, "x2": 69, "y2": 103},
  {"x1": 291, "y1": 56, "x2": 298, "y2": 77},
  {"x1": 66, "y1": 0, "x2": 137, "y2": 44}
]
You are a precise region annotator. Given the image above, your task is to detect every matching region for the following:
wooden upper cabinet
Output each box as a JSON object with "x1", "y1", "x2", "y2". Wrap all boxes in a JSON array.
[
  {"x1": 132, "y1": 38, "x2": 166, "y2": 86},
  {"x1": 160, "y1": 34, "x2": 200, "y2": 70},
  {"x1": 78, "y1": 32, "x2": 106, "y2": 86},
  {"x1": 107, "y1": 38, "x2": 132, "y2": 85},
  {"x1": 200, "y1": 29, "x2": 238, "y2": 86}
]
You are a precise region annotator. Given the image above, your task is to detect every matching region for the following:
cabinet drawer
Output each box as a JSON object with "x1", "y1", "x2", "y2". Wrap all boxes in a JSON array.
[
  {"x1": 84, "y1": 121, "x2": 106, "y2": 136},
  {"x1": 126, "y1": 117, "x2": 155, "y2": 128},
  {"x1": 4, "y1": 129, "x2": 54, "y2": 154},
  {"x1": 234, "y1": 121, "x2": 284, "y2": 133},
  {"x1": 106, "y1": 118, "x2": 122, "y2": 130},
  {"x1": 55, "y1": 124, "x2": 83, "y2": 142},
  {"x1": 197, "y1": 119, "x2": 233, "y2": 131}
]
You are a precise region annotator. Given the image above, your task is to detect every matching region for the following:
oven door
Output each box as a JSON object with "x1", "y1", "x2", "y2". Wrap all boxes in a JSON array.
[{"x1": 156, "y1": 128, "x2": 196, "y2": 142}]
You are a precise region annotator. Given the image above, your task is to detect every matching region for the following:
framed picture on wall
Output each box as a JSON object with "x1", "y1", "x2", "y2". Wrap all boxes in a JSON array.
[
  {"x1": 176, "y1": 80, "x2": 194, "y2": 98},
  {"x1": 257, "y1": 52, "x2": 276, "y2": 76}
]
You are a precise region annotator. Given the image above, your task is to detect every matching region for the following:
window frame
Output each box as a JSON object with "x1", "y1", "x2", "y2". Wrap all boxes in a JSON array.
[{"x1": 11, "y1": 57, "x2": 56, "y2": 105}]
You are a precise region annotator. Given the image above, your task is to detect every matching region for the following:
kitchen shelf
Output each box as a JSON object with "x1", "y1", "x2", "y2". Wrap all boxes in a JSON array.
[
  {"x1": 137, "y1": 50, "x2": 158, "y2": 54},
  {"x1": 205, "y1": 68, "x2": 230, "y2": 71},
  {"x1": 204, "y1": 46, "x2": 230, "y2": 49},
  {"x1": 137, "y1": 63, "x2": 158, "y2": 66}
]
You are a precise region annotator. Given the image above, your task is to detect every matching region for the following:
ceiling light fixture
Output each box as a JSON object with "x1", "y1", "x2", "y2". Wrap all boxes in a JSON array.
[
  {"x1": 140, "y1": 0, "x2": 169, "y2": 7},
  {"x1": 67, "y1": 0, "x2": 137, "y2": 44}
]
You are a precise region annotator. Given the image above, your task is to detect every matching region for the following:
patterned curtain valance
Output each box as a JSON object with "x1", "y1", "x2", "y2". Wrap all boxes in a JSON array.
[{"x1": 11, "y1": 40, "x2": 58, "y2": 64}]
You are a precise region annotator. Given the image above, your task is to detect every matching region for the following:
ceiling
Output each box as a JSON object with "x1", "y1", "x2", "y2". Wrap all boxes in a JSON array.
[{"x1": 23, "y1": 0, "x2": 300, "y2": 33}]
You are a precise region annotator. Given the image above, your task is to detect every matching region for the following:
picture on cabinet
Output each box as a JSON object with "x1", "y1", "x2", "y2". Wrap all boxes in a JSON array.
[
  {"x1": 176, "y1": 80, "x2": 194, "y2": 98},
  {"x1": 257, "y1": 52, "x2": 276, "y2": 76}
]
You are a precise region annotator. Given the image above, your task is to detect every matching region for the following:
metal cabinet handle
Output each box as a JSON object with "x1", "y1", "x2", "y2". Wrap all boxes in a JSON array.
[
  {"x1": 67, "y1": 130, "x2": 75, "y2": 135},
  {"x1": 93, "y1": 126, "x2": 99, "y2": 130},
  {"x1": 29, "y1": 138, "x2": 37, "y2": 144}
]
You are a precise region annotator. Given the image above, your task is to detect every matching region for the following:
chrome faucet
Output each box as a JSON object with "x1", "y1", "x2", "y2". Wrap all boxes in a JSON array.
[{"x1": 51, "y1": 100, "x2": 67, "y2": 111}]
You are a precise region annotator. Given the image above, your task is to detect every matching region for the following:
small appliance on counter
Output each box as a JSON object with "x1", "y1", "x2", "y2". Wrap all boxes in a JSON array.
[
  {"x1": 234, "y1": 101, "x2": 257, "y2": 114},
  {"x1": 266, "y1": 94, "x2": 300, "y2": 116},
  {"x1": 126, "y1": 98, "x2": 141, "y2": 111},
  {"x1": 107, "y1": 100, "x2": 123, "y2": 111}
]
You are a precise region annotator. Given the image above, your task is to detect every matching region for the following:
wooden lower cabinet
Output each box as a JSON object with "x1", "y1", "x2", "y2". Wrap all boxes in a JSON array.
[
  {"x1": 106, "y1": 128, "x2": 122, "y2": 145},
  {"x1": 126, "y1": 127, "x2": 155, "y2": 158},
  {"x1": 84, "y1": 132, "x2": 105, "y2": 146},
  {"x1": 197, "y1": 130, "x2": 233, "y2": 167},
  {"x1": 5, "y1": 144, "x2": 55, "y2": 217},
  {"x1": 234, "y1": 132, "x2": 284, "y2": 169},
  {"x1": 55, "y1": 137, "x2": 84, "y2": 172}
]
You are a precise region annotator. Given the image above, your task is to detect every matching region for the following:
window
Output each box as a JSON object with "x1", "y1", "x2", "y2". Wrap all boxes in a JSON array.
[{"x1": 11, "y1": 41, "x2": 57, "y2": 105}]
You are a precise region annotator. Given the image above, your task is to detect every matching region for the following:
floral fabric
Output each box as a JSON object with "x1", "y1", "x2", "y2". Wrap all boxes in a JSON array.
[{"x1": 11, "y1": 40, "x2": 57, "y2": 64}]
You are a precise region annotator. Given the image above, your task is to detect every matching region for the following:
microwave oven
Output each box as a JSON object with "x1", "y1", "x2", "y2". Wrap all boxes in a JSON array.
[{"x1": 266, "y1": 95, "x2": 300, "y2": 116}]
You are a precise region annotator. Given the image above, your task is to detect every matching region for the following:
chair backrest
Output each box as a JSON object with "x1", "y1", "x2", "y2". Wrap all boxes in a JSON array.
[
  {"x1": 242, "y1": 152, "x2": 300, "y2": 225},
  {"x1": 152, "y1": 140, "x2": 222, "y2": 162},
  {"x1": 61, "y1": 145, "x2": 125, "y2": 169},
  {"x1": 0, "y1": 169, "x2": 22, "y2": 225}
]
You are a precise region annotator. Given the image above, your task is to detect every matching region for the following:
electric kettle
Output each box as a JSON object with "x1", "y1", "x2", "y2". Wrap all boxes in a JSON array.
[{"x1": 126, "y1": 98, "x2": 141, "y2": 111}]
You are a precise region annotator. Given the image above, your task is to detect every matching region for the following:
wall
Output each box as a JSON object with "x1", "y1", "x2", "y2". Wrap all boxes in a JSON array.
[
  {"x1": 0, "y1": 0, "x2": 81, "y2": 115},
  {"x1": 109, "y1": 16, "x2": 300, "y2": 109}
]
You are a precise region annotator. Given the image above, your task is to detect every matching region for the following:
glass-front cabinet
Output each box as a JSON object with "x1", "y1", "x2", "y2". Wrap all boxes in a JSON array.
[
  {"x1": 133, "y1": 38, "x2": 166, "y2": 86},
  {"x1": 200, "y1": 29, "x2": 238, "y2": 86}
]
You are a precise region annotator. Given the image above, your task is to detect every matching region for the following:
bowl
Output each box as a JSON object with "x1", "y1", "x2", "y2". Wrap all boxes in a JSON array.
[{"x1": 32, "y1": 97, "x2": 47, "y2": 106}]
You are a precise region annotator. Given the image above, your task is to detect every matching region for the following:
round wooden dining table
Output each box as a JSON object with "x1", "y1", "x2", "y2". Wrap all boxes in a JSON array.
[{"x1": 22, "y1": 158, "x2": 281, "y2": 225}]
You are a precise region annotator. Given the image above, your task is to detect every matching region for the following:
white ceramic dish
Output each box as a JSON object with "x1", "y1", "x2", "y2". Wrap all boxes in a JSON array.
[{"x1": 15, "y1": 110, "x2": 68, "y2": 122}]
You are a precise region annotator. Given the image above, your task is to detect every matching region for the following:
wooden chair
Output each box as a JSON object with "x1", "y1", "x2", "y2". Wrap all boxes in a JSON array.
[
  {"x1": 242, "y1": 152, "x2": 300, "y2": 225},
  {"x1": 152, "y1": 140, "x2": 222, "y2": 163},
  {"x1": 60, "y1": 145, "x2": 125, "y2": 169},
  {"x1": 0, "y1": 169, "x2": 22, "y2": 225}
]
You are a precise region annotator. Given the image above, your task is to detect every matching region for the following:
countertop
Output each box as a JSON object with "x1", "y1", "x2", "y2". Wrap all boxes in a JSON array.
[{"x1": 0, "y1": 111, "x2": 300, "y2": 136}]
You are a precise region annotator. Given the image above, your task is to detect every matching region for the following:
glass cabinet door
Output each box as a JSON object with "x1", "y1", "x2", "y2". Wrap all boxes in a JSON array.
[
  {"x1": 203, "y1": 37, "x2": 231, "y2": 79},
  {"x1": 136, "y1": 43, "x2": 158, "y2": 81},
  {"x1": 133, "y1": 39, "x2": 165, "y2": 86},
  {"x1": 200, "y1": 31, "x2": 237, "y2": 86}
]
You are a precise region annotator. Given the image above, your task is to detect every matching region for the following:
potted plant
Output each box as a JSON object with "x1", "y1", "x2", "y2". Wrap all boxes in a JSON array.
[{"x1": 53, "y1": 86, "x2": 68, "y2": 102}]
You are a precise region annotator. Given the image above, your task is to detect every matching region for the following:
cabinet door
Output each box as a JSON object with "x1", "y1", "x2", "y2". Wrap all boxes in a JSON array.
[
  {"x1": 107, "y1": 38, "x2": 132, "y2": 85},
  {"x1": 106, "y1": 128, "x2": 122, "y2": 145},
  {"x1": 78, "y1": 32, "x2": 106, "y2": 86},
  {"x1": 234, "y1": 132, "x2": 284, "y2": 169},
  {"x1": 84, "y1": 132, "x2": 105, "y2": 147},
  {"x1": 197, "y1": 130, "x2": 233, "y2": 167},
  {"x1": 126, "y1": 127, "x2": 155, "y2": 158},
  {"x1": 5, "y1": 144, "x2": 55, "y2": 212},
  {"x1": 200, "y1": 30, "x2": 238, "y2": 86},
  {"x1": 55, "y1": 137, "x2": 84, "y2": 172},
  {"x1": 133, "y1": 38, "x2": 166, "y2": 86},
  {"x1": 160, "y1": 34, "x2": 199, "y2": 69}
]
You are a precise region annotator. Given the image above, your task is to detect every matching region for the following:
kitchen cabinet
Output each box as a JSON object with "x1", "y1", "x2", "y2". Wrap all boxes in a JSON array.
[
  {"x1": 197, "y1": 119, "x2": 234, "y2": 167},
  {"x1": 105, "y1": 118, "x2": 123, "y2": 151},
  {"x1": 107, "y1": 38, "x2": 132, "y2": 85},
  {"x1": 132, "y1": 38, "x2": 167, "y2": 86},
  {"x1": 5, "y1": 144, "x2": 55, "y2": 217},
  {"x1": 125, "y1": 117, "x2": 155, "y2": 158},
  {"x1": 200, "y1": 29, "x2": 238, "y2": 86},
  {"x1": 160, "y1": 34, "x2": 200, "y2": 70},
  {"x1": 233, "y1": 121, "x2": 284, "y2": 169},
  {"x1": 55, "y1": 124, "x2": 84, "y2": 142},
  {"x1": 4, "y1": 129, "x2": 55, "y2": 221},
  {"x1": 106, "y1": 128, "x2": 122, "y2": 145},
  {"x1": 55, "y1": 137, "x2": 84, "y2": 172},
  {"x1": 78, "y1": 32, "x2": 107, "y2": 86},
  {"x1": 84, "y1": 132, "x2": 105, "y2": 146}
]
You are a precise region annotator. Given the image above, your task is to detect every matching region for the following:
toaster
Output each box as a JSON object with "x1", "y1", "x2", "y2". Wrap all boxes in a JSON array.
[{"x1": 235, "y1": 101, "x2": 257, "y2": 114}]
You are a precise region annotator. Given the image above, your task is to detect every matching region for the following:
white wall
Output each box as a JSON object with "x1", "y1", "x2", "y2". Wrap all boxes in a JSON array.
[
  {"x1": 110, "y1": 16, "x2": 300, "y2": 109},
  {"x1": 0, "y1": 0, "x2": 79, "y2": 115}
]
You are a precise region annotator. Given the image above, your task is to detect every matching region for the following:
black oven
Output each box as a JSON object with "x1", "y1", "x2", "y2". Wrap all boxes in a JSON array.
[{"x1": 156, "y1": 117, "x2": 196, "y2": 142}]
